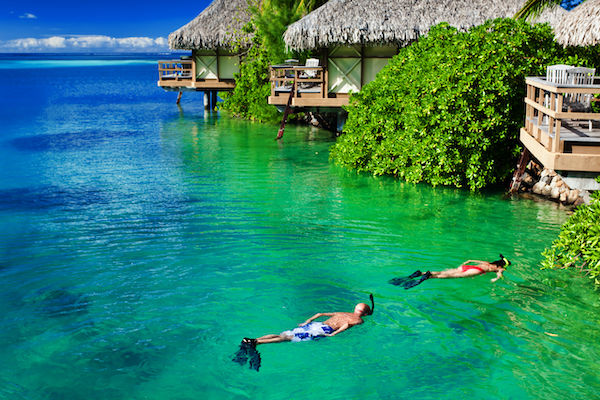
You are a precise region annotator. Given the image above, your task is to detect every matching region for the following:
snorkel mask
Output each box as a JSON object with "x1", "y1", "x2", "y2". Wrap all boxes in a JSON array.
[{"x1": 498, "y1": 254, "x2": 511, "y2": 268}]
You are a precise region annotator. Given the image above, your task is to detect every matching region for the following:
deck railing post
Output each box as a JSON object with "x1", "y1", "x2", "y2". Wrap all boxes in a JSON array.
[
  {"x1": 547, "y1": 92, "x2": 556, "y2": 142},
  {"x1": 553, "y1": 94, "x2": 563, "y2": 153},
  {"x1": 525, "y1": 84, "x2": 532, "y2": 134}
]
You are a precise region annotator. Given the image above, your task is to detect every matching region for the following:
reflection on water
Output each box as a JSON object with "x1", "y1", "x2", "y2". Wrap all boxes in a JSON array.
[{"x1": 0, "y1": 56, "x2": 598, "y2": 399}]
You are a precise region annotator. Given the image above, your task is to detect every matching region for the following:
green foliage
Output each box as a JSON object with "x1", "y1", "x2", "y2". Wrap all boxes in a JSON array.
[
  {"x1": 219, "y1": 37, "x2": 281, "y2": 123},
  {"x1": 514, "y1": 0, "x2": 563, "y2": 20},
  {"x1": 330, "y1": 18, "x2": 597, "y2": 190},
  {"x1": 220, "y1": 0, "x2": 326, "y2": 123},
  {"x1": 542, "y1": 178, "x2": 600, "y2": 285}
]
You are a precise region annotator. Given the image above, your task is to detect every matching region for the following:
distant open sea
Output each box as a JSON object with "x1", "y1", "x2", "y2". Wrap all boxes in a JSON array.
[{"x1": 1, "y1": 53, "x2": 599, "y2": 400}]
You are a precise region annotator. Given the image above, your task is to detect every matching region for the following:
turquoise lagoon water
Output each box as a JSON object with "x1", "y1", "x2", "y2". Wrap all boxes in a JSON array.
[{"x1": 0, "y1": 54, "x2": 599, "y2": 399}]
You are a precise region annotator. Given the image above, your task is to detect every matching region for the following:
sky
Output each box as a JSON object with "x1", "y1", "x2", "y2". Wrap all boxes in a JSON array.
[
  {"x1": 0, "y1": 0, "x2": 585, "y2": 54},
  {"x1": 0, "y1": 0, "x2": 212, "y2": 53}
]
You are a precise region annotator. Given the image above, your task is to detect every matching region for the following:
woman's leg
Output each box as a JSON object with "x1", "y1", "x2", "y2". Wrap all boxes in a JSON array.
[{"x1": 429, "y1": 268, "x2": 464, "y2": 279}]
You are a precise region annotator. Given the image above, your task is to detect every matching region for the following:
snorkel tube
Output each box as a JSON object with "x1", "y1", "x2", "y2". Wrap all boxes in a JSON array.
[
  {"x1": 499, "y1": 253, "x2": 511, "y2": 268},
  {"x1": 368, "y1": 294, "x2": 375, "y2": 315},
  {"x1": 492, "y1": 254, "x2": 511, "y2": 268}
]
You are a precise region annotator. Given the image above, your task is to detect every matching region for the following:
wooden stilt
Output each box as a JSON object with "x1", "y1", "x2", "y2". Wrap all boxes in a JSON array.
[
  {"x1": 176, "y1": 91, "x2": 182, "y2": 104},
  {"x1": 509, "y1": 148, "x2": 531, "y2": 194},
  {"x1": 276, "y1": 82, "x2": 295, "y2": 140}
]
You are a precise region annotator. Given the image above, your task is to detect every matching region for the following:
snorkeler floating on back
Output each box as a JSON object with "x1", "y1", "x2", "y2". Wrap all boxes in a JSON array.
[
  {"x1": 389, "y1": 254, "x2": 511, "y2": 289},
  {"x1": 233, "y1": 295, "x2": 375, "y2": 371}
]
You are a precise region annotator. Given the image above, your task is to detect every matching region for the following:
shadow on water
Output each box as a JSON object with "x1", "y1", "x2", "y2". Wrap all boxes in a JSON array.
[
  {"x1": 88, "y1": 344, "x2": 162, "y2": 382},
  {"x1": 24, "y1": 287, "x2": 90, "y2": 318},
  {"x1": 9, "y1": 130, "x2": 143, "y2": 152},
  {"x1": 0, "y1": 186, "x2": 109, "y2": 212}
]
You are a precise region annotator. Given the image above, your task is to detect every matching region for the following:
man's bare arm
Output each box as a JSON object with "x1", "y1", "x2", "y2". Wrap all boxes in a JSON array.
[
  {"x1": 298, "y1": 312, "x2": 335, "y2": 326},
  {"x1": 324, "y1": 323, "x2": 350, "y2": 337}
]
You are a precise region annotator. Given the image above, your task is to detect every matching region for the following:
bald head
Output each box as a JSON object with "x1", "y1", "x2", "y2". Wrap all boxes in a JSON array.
[{"x1": 354, "y1": 303, "x2": 371, "y2": 316}]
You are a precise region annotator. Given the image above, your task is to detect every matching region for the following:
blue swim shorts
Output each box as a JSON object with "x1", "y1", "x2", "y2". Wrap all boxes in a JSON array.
[{"x1": 281, "y1": 322, "x2": 334, "y2": 342}]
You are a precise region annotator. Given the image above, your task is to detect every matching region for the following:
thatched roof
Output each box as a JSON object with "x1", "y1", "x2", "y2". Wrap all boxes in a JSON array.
[
  {"x1": 555, "y1": 0, "x2": 600, "y2": 47},
  {"x1": 283, "y1": 0, "x2": 566, "y2": 51},
  {"x1": 168, "y1": 0, "x2": 253, "y2": 50}
]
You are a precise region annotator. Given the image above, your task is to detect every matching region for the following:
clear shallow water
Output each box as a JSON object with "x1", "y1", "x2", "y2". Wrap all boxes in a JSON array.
[{"x1": 0, "y1": 54, "x2": 598, "y2": 399}]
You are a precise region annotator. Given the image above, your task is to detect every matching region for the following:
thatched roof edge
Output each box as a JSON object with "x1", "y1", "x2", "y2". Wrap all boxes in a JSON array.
[
  {"x1": 555, "y1": 0, "x2": 600, "y2": 47},
  {"x1": 168, "y1": 0, "x2": 253, "y2": 50},
  {"x1": 283, "y1": 0, "x2": 567, "y2": 51}
]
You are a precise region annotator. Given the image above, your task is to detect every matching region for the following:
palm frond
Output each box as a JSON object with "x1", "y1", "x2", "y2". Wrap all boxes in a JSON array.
[{"x1": 514, "y1": 0, "x2": 563, "y2": 20}]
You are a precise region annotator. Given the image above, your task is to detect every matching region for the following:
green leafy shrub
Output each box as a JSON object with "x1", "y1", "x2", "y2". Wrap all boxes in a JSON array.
[
  {"x1": 542, "y1": 179, "x2": 600, "y2": 285},
  {"x1": 330, "y1": 18, "x2": 596, "y2": 190}
]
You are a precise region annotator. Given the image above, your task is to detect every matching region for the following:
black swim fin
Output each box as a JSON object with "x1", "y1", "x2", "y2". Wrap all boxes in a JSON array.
[
  {"x1": 389, "y1": 270, "x2": 422, "y2": 286},
  {"x1": 232, "y1": 338, "x2": 258, "y2": 367},
  {"x1": 403, "y1": 271, "x2": 431, "y2": 289},
  {"x1": 248, "y1": 347, "x2": 262, "y2": 372},
  {"x1": 232, "y1": 340, "x2": 250, "y2": 366},
  {"x1": 389, "y1": 277, "x2": 410, "y2": 286}
]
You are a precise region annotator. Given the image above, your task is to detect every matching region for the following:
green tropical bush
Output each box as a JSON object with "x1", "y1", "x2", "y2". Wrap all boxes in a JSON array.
[
  {"x1": 542, "y1": 179, "x2": 600, "y2": 285},
  {"x1": 330, "y1": 18, "x2": 596, "y2": 190}
]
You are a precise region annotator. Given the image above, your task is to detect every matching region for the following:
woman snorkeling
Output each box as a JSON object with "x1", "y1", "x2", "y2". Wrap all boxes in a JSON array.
[{"x1": 390, "y1": 254, "x2": 511, "y2": 289}]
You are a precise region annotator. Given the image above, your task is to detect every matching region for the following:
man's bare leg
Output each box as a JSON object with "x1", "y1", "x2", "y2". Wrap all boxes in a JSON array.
[{"x1": 255, "y1": 334, "x2": 292, "y2": 345}]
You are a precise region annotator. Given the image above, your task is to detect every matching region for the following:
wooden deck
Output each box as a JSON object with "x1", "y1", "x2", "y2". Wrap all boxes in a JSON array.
[
  {"x1": 157, "y1": 59, "x2": 236, "y2": 92},
  {"x1": 520, "y1": 76, "x2": 600, "y2": 172},
  {"x1": 268, "y1": 65, "x2": 350, "y2": 109}
]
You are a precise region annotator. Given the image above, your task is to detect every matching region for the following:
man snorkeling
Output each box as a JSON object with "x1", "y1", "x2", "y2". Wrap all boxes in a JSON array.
[
  {"x1": 233, "y1": 295, "x2": 374, "y2": 371},
  {"x1": 390, "y1": 254, "x2": 511, "y2": 289}
]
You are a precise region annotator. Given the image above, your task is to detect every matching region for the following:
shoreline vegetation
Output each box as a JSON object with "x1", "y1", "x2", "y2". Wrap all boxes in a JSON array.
[{"x1": 542, "y1": 177, "x2": 600, "y2": 284}]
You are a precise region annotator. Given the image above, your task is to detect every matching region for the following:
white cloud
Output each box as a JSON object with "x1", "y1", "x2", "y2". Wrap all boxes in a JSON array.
[
  {"x1": 19, "y1": 13, "x2": 37, "y2": 19},
  {"x1": 0, "y1": 35, "x2": 171, "y2": 53}
]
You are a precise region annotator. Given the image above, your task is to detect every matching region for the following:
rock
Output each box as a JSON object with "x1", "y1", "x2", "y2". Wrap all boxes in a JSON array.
[
  {"x1": 541, "y1": 168, "x2": 550, "y2": 179},
  {"x1": 582, "y1": 190, "x2": 591, "y2": 205},
  {"x1": 568, "y1": 189, "x2": 580, "y2": 204},
  {"x1": 549, "y1": 170, "x2": 557, "y2": 177},
  {"x1": 558, "y1": 185, "x2": 567, "y2": 194},
  {"x1": 522, "y1": 172, "x2": 534, "y2": 186},
  {"x1": 542, "y1": 184, "x2": 552, "y2": 196},
  {"x1": 560, "y1": 191, "x2": 567, "y2": 203},
  {"x1": 550, "y1": 176, "x2": 559, "y2": 188},
  {"x1": 532, "y1": 181, "x2": 544, "y2": 194},
  {"x1": 551, "y1": 187, "x2": 560, "y2": 199}
]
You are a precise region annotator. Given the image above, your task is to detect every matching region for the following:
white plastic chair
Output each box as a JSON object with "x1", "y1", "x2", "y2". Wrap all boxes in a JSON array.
[
  {"x1": 299, "y1": 58, "x2": 320, "y2": 89},
  {"x1": 546, "y1": 64, "x2": 573, "y2": 85},
  {"x1": 544, "y1": 65, "x2": 573, "y2": 124},
  {"x1": 565, "y1": 67, "x2": 596, "y2": 131},
  {"x1": 301, "y1": 58, "x2": 319, "y2": 78}
]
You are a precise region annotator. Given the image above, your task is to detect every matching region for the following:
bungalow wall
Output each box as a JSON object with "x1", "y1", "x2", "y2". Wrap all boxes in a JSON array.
[
  {"x1": 327, "y1": 44, "x2": 398, "y2": 94},
  {"x1": 195, "y1": 49, "x2": 240, "y2": 80}
]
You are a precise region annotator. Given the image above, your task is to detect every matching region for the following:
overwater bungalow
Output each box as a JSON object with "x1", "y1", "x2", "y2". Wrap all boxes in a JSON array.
[
  {"x1": 157, "y1": 0, "x2": 252, "y2": 103},
  {"x1": 515, "y1": 0, "x2": 600, "y2": 187},
  {"x1": 268, "y1": 0, "x2": 566, "y2": 111}
]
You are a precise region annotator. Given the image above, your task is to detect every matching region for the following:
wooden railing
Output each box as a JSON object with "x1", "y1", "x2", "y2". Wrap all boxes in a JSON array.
[
  {"x1": 520, "y1": 76, "x2": 600, "y2": 172},
  {"x1": 158, "y1": 60, "x2": 193, "y2": 82},
  {"x1": 270, "y1": 65, "x2": 325, "y2": 99}
]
